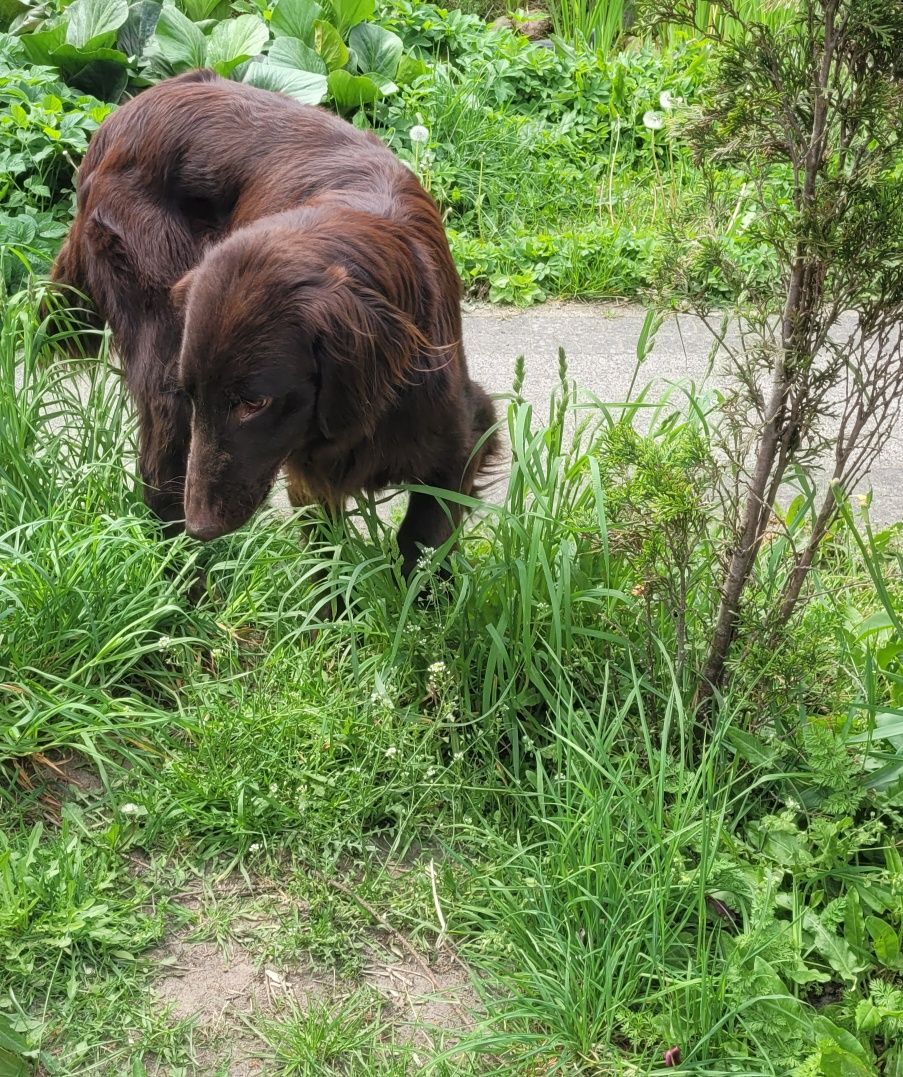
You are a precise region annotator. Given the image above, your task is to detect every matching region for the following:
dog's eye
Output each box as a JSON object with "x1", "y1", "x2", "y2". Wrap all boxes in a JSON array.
[{"x1": 234, "y1": 397, "x2": 272, "y2": 422}]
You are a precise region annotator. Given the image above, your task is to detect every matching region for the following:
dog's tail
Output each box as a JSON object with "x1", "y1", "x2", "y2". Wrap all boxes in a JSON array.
[{"x1": 464, "y1": 378, "x2": 502, "y2": 497}]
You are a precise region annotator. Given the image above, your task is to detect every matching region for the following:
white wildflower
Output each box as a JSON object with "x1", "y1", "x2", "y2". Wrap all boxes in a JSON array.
[
  {"x1": 409, "y1": 124, "x2": 430, "y2": 144},
  {"x1": 157, "y1": 635, "x2": 173, "y2": 650},
  {"x1": 453, "y1": 751, "x2": 464, "y2": 762},
  {"x1": 428, "y1": 661, "x2": 447, "y2": 675},
  {"x1": 643, "y1": 110, "x2": 664, "y2": 131},
  {"x1": 659, "y1": 90, "x2": 675, "y2": 110},
  {"x1": 269, "y1": 782, "x2": 278, "y2": 794},
  {"x1": 384, "y1": 745, "x2": 398, "y2": 758},
  {"x1": 120, "y1": 803, "x2": 142, "y2": 815},
  {"x1": 249, "y1": 843, "x2": 261, "y2": 853},
  {"x1": 416, "y1": 546, "x2": 436, "y2": 570}
]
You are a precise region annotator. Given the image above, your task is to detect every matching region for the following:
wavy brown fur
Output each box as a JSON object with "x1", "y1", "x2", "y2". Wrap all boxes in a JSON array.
[{"x1": 52, "y1": 70, "x2": 498, "y2": 575}]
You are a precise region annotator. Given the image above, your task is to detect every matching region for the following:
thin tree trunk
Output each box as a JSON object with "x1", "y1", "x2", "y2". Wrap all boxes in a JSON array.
[
  {"x1": 698, "y1": 255, "x2": 806, "y2": 704},
  {"x1": 697, "y1": 8, "x2": 838, "y2": 709}
]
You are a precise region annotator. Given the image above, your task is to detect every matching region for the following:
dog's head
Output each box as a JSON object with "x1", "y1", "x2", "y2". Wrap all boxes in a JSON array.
[{"x1": 173, "y1": 219, "x2": 424, "y2": 541}]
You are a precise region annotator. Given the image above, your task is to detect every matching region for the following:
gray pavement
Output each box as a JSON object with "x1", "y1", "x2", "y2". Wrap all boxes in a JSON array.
[
  {"x1": 459, "y1": 300, "x2": 903, "y2": 525},
  {"x1": 23, "y1": 298, "x2": 900, "y2": 524}
]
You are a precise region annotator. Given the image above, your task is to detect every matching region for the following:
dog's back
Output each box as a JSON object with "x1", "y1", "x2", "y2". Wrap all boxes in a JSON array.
[{"x1": 56, "y1": 71, "x2": 462, "y2": 358}]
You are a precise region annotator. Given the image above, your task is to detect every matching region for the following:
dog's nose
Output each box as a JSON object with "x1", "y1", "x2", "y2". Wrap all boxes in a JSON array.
[{"x1": 185, "y1": 515, "x2": 224, "y2": 542}]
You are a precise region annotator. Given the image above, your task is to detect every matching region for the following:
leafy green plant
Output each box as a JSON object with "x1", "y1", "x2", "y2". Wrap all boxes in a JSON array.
[
  {"x1": 0, "y1": 35, "x2": 109, "y2": 287},
  {"x1": 9, "y1": 0, "x2": 411, "y2": 110},
  {"x1": 14, "y1": 0, "x2": 145, "y2": 101}
]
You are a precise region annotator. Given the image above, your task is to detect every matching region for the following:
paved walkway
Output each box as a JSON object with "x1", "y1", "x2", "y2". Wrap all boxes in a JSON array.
[{"x1": 461, "y1": 301, "x2": 903, "y2": 524}]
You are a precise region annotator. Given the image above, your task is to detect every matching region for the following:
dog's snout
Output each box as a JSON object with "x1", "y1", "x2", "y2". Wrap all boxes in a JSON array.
[{"x1": 185, "y1": 514, "x2": 226, "y2": 542}]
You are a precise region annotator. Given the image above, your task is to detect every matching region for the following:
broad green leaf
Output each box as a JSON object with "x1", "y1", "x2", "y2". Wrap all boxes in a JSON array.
[
  {"x1": 117, "y1": 0, "x2": 161, "y2": 58},
  {"x1": 815, "y1": 1016, "x2": 871, "y2": 1062},
  {"x1": 51, "y1": 43, "x2": 131, "y2": 64},
  {"x1": 328, "y1": 0, "x2": 373, "y2": 33},
  {"x1": 206, "y1": 14, "x2": 267, "y2": 75},
  {"x1": 819, "y1": 1045, "x2": 876, "y2": 1077},
  {"x1": 267, "y1": 35, "x2": 326, "y2": 74},
  {"x1": 148, "y1": 5, "x2": 206, "y2": 70},
  {"x1": 843, "y1": 887, "x2": 866, "y2": 955},
  {"x1": 816, "y1": 1014, "x2": 874, "y2": 1077},
  {"x1": 854, "y1": 609, "x2": 896, "y2": 639},
  {"x1": 0, "y1": 1047, "x2": 31, "y2": 1077},
  {"x1": 801, "y1": 909, "x2": 867, "y2": 984},
  {"x1": 19, "y1": 23, "x2": 66, "y2": 66},
  {"x1": 52, "y1": 50, "x2": 132, "y2": 105},
  {"x1": 864, "y1": 755, "x2": 903, "y2": 791},
  {"x1": 866, "y1": 915, "x2": 901, "y2": 967},
  {"x1": 0, "y1": 1014, "x2": 32, "y2": 1076},
  {"x1": 270, "y1": 0, "x2": 321, "y2": 42},
  {"x1": 347, "y1": 22, "x2": 401, "y2": 78},
  {"x1": 395, "y1": 53, "x2": 428, "y2": 85},
  {"x1": 242, "y1": 61, "x2": 327, "y2": 104},
  {"x1": 313, "y1": 19, "x2": 347, "y2": 70},
  {"x1": 725, "y1": 726, "x2": 777, "y2": 767},
  {"x1": 179, "y1": 0, "x2": 221, "y2": 19},
  {"x1": 849, "y1": 711, "x2": 903, "y2": 744},
  {"x1": 66, "y1": 0, "x2": 129, "y2": 48},
  {"x1": 327, "y1": 68, "x2": 379, "y2": 111},
  {"x1": 854, "y1": 998, "x2": 882, "y2": 1033},
  {"x1": 365, "y1": 73, "x2": 396, "y2": 95}
]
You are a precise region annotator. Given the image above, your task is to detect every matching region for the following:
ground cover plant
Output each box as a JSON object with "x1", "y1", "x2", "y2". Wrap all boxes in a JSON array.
[
  {"x1": 2, "y1": 0, "x2": 903, "y2": 1073},
  {"x1": 0, "y1": 35, "x2": 109, "y2": 289}
]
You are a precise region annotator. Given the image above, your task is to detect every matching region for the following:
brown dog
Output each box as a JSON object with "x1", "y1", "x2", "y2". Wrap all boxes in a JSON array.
[{"x1": 51, "y1": 70, "x2": 497, "y2": 575}]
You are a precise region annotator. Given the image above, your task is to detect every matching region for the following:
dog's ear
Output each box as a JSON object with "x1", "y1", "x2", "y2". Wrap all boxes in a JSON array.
[
  {"x1": 170, "y1": 268, "x2": 196, "y2": 312},
  {"x1": 302, "y1": 268, "x2": 425, "y2": 442},
  {"x1": 86, "y1": 208, "x2": 129, "y2": 263},
  {"x1": 87, "y1": 205, "x2": 194, "y2": 295}
]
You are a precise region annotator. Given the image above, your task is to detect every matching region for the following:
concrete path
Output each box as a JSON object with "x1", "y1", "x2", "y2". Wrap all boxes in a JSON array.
[{"x1": 460, "y1": 301, "x2": 903, "y2": 525}]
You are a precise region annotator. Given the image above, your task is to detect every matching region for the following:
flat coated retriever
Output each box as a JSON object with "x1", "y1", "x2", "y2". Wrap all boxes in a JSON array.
[{"x1": 51, "y1": 70, "x2": 497, "y2": 576}]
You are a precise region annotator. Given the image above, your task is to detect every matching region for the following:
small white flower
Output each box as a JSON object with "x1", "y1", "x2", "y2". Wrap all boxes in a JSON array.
[
  {"x1": 428, "y1": 661, "x2": 447, "y2": 675},
  {"x1": 384, "y1": 745, "x2": 398, "y2": 758},
  {"x1": 643, "y1": 110, "x2": 664, "y2": 131},
  {"x1": 409, "y1": 124, "x2": 430, "y2": 144},
  {"x1": 416, "y1": 546, "x2": 436, "y2": 569},
  {"x1": 426, "y1": 766, "x2": 438, "y2": 778},
  {"x1": 453, "y1": 751, "x2": 464, "y2": 762},
  {"x1": 120, "y1": 803, "x2": 141, "y2": 815},
  {"x1": 249, "y1": 842, "x2": 261, "y2": 853},
  {"x1": 659, "y1": 90, "x2": 674, "y2": 110},
  {"x1": 158, "y1": 635, "x2": 173, "y2": 650},
  {"x1": 269, "y1": 782, "x2": 278, "y2": 794}
]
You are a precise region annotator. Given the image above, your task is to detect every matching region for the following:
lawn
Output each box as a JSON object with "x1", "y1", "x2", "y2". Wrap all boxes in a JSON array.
[{"x1": 2, "y1": 0, "x2": 903, "y2": 1075}]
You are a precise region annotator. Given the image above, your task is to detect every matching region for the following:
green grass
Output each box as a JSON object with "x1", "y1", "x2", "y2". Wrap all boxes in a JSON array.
[{"x1": 3, "y1": 288, "x2": 903, "y2": 1075}]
